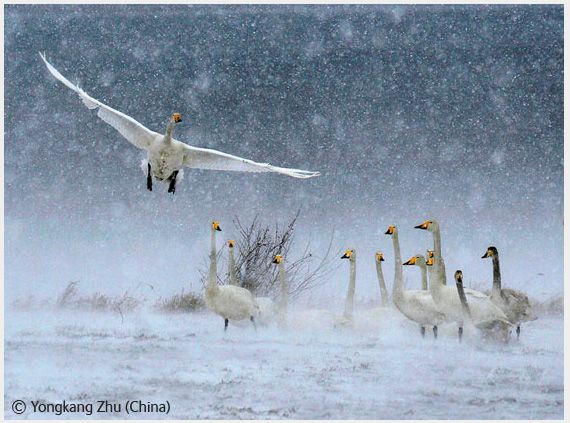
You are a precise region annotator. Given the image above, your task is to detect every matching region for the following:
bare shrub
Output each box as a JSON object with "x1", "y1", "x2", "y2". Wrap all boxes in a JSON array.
[
  {"x1": 200, "y1": 210, "x2": 337, "y2": 301},
  {"x1": 155, "y1": 290, "x2": 205, "y2": 313}
]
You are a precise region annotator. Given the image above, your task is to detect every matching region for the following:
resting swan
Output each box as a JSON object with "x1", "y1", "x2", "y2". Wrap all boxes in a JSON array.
[
  {"x1": 40, "y1": 54, "x2": 320, "y2": 194},
  {"x1": 204, "y1": 221, "x2": 259, "y2": 331},
  {"x1": 374, "y1": 252, "x2": 390, "y2": 306},
  {"x1": 414, "y1": 220, "x2": 447, "y2": 285},
  {"x1": 226, "y1": 239, "x2": 277, "y2": 326},
  {"x1": 455, "y1": 270, "x2": 512, "y2": 342},
  {"x1": 482, "y1": 246, "x2": 535, "y2": 338},
  {"x1": 385, "y1": 225, "x2": 445, "y2": 338}
]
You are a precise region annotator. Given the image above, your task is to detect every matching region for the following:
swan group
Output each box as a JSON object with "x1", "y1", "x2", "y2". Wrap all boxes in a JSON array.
[
  {"x1": 40, "y1": 53, "x2": 320, "y2": 194},
  {"x1": 200, "y1": 217, "x2": 534, "y2": 344}
]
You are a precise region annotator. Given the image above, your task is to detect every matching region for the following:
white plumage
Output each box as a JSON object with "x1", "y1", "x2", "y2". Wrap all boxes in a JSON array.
[
  {"x1": 39, "y1": 53, "x2": 320, "y2": 193},
  {"x1": 386, "y1": 226, "x2": 446, "y2": 333},
  {"x1": 204, "y1": 221, "x2": 259, "y2": 330}
]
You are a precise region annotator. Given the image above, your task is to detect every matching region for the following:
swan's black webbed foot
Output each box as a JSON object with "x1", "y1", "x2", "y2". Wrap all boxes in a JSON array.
[
  {"x1": 167, "y1": 170, "x2": 179, "y2": 194},
  {"x1": 516, "y1": 324, "x2": 521, "y2": 339},
  {"x1": 224, "y1": 318, "x2": 229, "y2": 332},
  {"x1": 458, "y1": 326, "x2": 463, "y2": 342},
  {"x1": 420, "y1": 326, "x2": 426, "y2": 338},
  {"x1": 147, "y1": 163, "x2": 153, "y2": 191},
  {"x1": 250, "y1": 316, "x2": 257, "y2": 332},
  {"x1": 433, "y1": 325, "x2": 438, "y2": 339}
]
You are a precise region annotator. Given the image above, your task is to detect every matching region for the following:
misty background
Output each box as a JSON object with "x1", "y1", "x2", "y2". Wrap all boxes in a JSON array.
[{"x1": 5, "y1": 5, "x2": 563, "y2": 306}]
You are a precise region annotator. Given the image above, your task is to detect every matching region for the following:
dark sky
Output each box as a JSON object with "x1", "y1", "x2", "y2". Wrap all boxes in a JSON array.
[{"x1": 4, "y1": 5, "x2": 563, "y2": 302}]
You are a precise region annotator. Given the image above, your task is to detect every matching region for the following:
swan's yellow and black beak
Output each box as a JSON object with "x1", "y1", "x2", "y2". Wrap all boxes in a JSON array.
[
  {"x1": 385, "y1": 225, "x2": 395, "y2": 235},
  {"x1": 403, "y1": 256, "x2": 417, "y2": 266},
  {"x1": 427, "y1": 250, "x2": 434, "y2": 259},
  {"x1": 426, "y1": 258, "x2": 434, "y2": 266},
  {"x1": 341, "y1": 249, "x2": 353, "y2": 259},
  {"x1": 375, "y1": 252, "x2": 384, "y2": 262},
  {"x1": 482, "y1": 247, "x2": 494, "y2": 259},
  {"x1": 212, "y1": 221, "x2": 222, "y2": 231},
  {"x1": 454, "y1": 270, "x2": 463, "y2": 281},
  {"x1": 273, "y1": 254, "x2": 282, "y2": 264},
  {"x1": 414, "y1": 220, "x2": 431, "y2": 230},
  {"x1": 227, "y1": 239, "x2": 235, "y2": 248},
  {"x1": 172, "y1": 113, "x2": 182, "y2": 123}
]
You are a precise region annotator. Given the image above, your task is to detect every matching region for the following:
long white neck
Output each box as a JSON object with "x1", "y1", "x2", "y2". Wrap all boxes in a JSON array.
[
  {"x1": 207, "y1": 228, "x2": 218, "y2": 292},
  {"x1": 278, "y1": 261, "x2": 288, "y2": 325},
  {"x1": 391, "y1": 232, "x2": 403, "y2": 300},
  {"x1": 375, "y1": 261, "x2": 389, "y2": 306},
  {"x1": 164, "y1": 121, "x2": 175, "y2": 144},
  {"x1": 432, "y1": 226, "x2": 442, "y2": 258},
  {"x1": 431, "y1": 225, "x2": 447, "y2": 286},
  {"x1": 418, "y1": 263, "x2": 428, "y2": 291},
  {"x1": 228, "y1": 247, "x2": 239, "y2": 286},
  {"x1": 344, "y1": 257, "x2": 356, "y2": 319}
]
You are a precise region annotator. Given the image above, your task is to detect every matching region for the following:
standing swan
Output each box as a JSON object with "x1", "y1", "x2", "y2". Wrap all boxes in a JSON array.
[
  {"x1": 482, "y1": 246, "x2": 535, "y2": 339},
  {"x1": 40, "y1": 54, "x2": 320, "y2": 194},
  {"x1": 204, "y1": 221, "x2": 259, "y2": 331},
  {"x1": 414, "y1": 220, "x2": 447, "y2": 285},
  {"x1": 272, "y1": 255, "x2": 289, "y2": 326},
  {"x1": 385, "y1": 225, "x2": 445, "y2": 338},
  {"x1": 400, "y1": 254, "x2": 446, "y2": 338},
  {"x1": 374, "y1": 252, "x2": 390, "y2": 307}
]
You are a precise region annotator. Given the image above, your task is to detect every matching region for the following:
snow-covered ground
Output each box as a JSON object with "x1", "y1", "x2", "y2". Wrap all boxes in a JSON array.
[{"x1": 5, "y1": 306, "x2": 563, "y2": 419}]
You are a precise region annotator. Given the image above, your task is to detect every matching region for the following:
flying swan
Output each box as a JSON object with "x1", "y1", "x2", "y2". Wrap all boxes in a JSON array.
[{"x1": 39, "y1": 53, "x2": 321, "y2": 193}]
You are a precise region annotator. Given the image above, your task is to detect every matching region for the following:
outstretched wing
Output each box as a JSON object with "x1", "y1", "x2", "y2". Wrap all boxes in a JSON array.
[
  {"x1": 181, "y1": 144, "x2": 320, "y2": 179},
  {"x1": 39, "y1": 53, "x2": 159, "y2": 150}
]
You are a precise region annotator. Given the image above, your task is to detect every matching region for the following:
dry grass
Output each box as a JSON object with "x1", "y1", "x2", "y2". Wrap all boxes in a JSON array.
[
  {"x1": 154, "y1": 289, "x2": 205, "y2": 313},
  {"x1": 56, "y1": 281, "x2": 142, "y2": 319}
]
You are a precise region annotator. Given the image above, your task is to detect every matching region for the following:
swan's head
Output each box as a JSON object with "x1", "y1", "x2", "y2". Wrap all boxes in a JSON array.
[
  {"x1": 375, "y1": 252, "x2": 385, "y2": 262},
  {"x1": 454, "y1": 270, "x2": 463, "y2": 282},
  {"x1": 403, "y1": 254, "x2": 426, "y2": 267},
  {"x1": 212, "y1": 221, "x2": 222, "y2": 231},
  {"x1": 414, "y1": 219, "x2": 438, "y2": 232},
  {"x1": 341, "y1": 249, "x2": 355, "y2": 260},
  {"x1": 426, "y1": 257, "x2": 434, "y2": 266},
  {"x1": 227, "y1": 239, "x2": 235, "y2": 248},
  {"x1": 482, "y1": 246, "x2": 497, "y2": 259},
  {"x1": 273, "y1": 254, "x2": 283, "y2": 264},
  {"x1": 427, "y1": 250, "x2": 434, "y2": 259},
  {"x1": 172, "y1": 113, "x2": 182, "y2": 123},
  {"x1": 384, "y1": 225, "x2": 396, "y2": 235}
]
